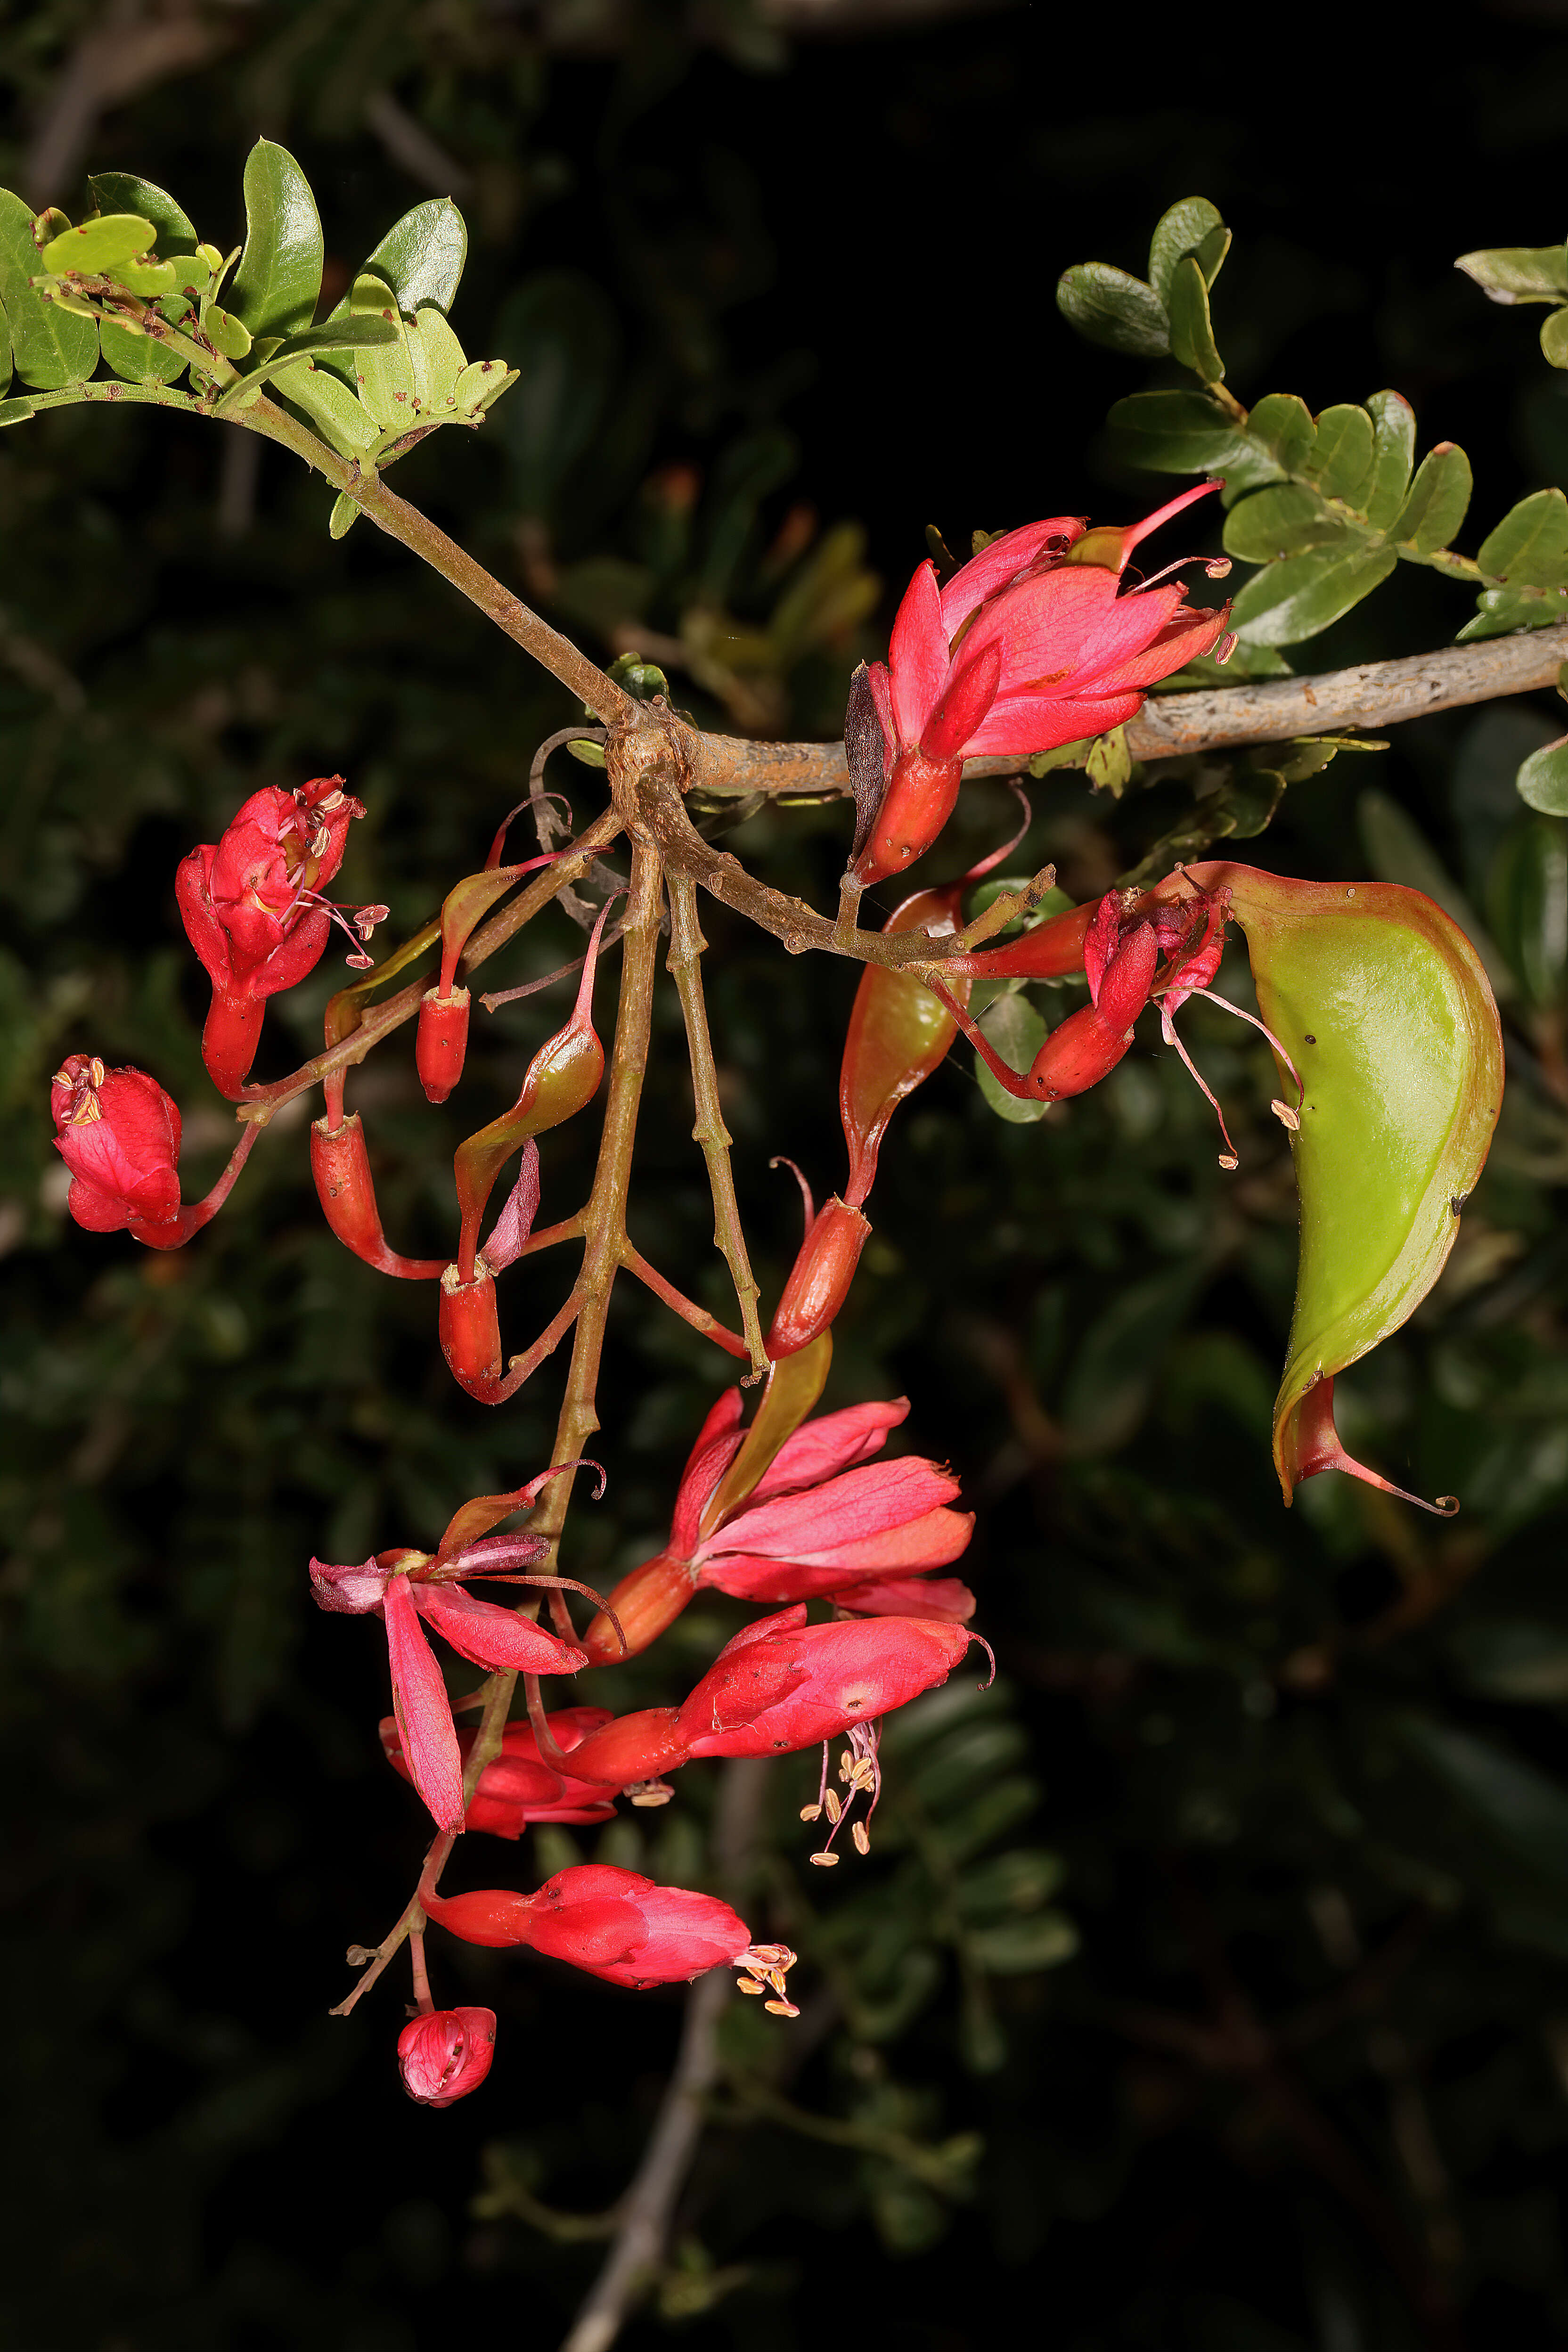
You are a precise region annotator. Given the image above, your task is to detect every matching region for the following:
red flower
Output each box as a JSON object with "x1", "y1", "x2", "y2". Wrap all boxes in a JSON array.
[
  {"x1": 396, "y1": 2007, "x2": 497, "y2": 2106},
  {"x1": 50, "y1": 1055, "x2": 180, "y2": 1234},
  {"x1": 852, "y1": 488, "x2": 1231, "y2": 885},
  {"x1": 673, "y1": 1604, "x2": 975, "y2": 1759},
  {"x1": 175, "y1": 776, "x2": 381, "y2": 1094},
  {"x1": 423, "y1": 1864, "x2": 755, "y2": 1989},
  {"x1": 49, "y1": 1054, "x2": 258, "y2": 1247},
  {"x1": 312, "y1": 1531, "x2": 588, "y2": 1834},
  {"x1": 582, "y1": 1392, "x2": 973, "y2": 1661},
  {"x1": 379, "y1": 1708, "x2": 618, "y2": 1834}
]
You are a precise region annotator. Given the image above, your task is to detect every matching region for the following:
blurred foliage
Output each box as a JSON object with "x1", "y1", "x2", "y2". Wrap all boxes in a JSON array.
[{"x1": 5, "y1": 11, "x2": 1568, "y2": 2352}]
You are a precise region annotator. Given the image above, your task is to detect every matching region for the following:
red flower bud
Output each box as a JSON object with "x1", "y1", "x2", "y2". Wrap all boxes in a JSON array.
[
  {"x1": 439, "y1": 1263, "x2": 504, "y2": 1396},
  {"x1": 416, "y1": 989, "x2": 471, "y2": 1103},
  {"x1": 397, "y1": 2007, "x2": 497, "y2": 2107},
  {"x1": 676, "y1": 1605, "x2": 972, "y2": 1758},
  {"x1": 310, "y1": 1114, "x2": 446, "y2": 1280},
  {"x1": 767, "y1": 1197, "x2": 870, "y2": 1356},
  {"x1": 425, "y1": 1864, "x2": 752, "y2": 1989},
  {"x1": 840, "y1": 885, "x2": 968, "y2": 1207},
  {"x1": 380, "y1": 1709, "x2": 617, "y2": 1833},
  {"x1": 452, "y1": 898, "x2": 614, "y2": 1283},
  {"x1": 563, "y1": 1707, "x2": 690, "y2": 1789}
]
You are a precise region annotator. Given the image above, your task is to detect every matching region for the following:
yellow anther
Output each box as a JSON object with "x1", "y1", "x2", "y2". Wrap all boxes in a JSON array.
[
  {"x1": 851, "y1": 1821, "x2": 871, "y2": 1856},
  {"x1": 799, "y1": 1803, "x2": 822, "y2": 1822},
  {"x1": 823, "y1": 1789, "x2": 842, "y2": 1826},
  {"x1": 809, "y1": 1851, "x2": 840, "y2": 1868},
  {"x1": 764, "y1": 2000, "x2": 800, "y2": 2018}
]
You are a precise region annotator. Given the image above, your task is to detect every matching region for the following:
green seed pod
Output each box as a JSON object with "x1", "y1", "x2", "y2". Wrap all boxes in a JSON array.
[{"x1": 1181, "y1": 861, "x2": 1504, "y2": 1511}]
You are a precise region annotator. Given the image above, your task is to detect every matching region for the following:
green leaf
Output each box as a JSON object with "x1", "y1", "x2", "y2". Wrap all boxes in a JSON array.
[
  {"x1": 1388, "y1": 442, "x2": 1471, "y2": 552},
  {"x1": 202, "y1": 302, "x2": 251, "y2": 361},
  {"x1": 1223, "y1": 485, "x2": 1349, "y2": 564},
  {"x1": 406, "y1": 304, "x2": 467, "y2": 409},
  {"x1": 1478, "y1": 487, "x2": 1568, "y2": 586},
  {"x1": 1105, "y1": 389, "x2": 1251, "y2": 474},
  {"x1": 328, "y1": 490, "x2": 360, "y2": 540},
  {"x1": 452, "y1": 357, "x2": 516, "y2": 416},
  {"x1": 1363, "y1": 391, "x2": 1415, "y2": 531},
  {"x1": 99, "y1": 315, "x2": 184, "y2": 386},
  {"x1": 1516, "y1": 737, "x2": 1568, "y2": 819},
  {"x1": 229, "y1": 139, "x2": 323, "y2": 340},
  {"x1": 0, "y1": 191, "x2": 97, "y2": 389},
  {"x1": 1455, "y1": 242, "x2": 1568, "y2": 305},
  {"x1": 351, "y1": 197, "x2": 466, "y2": 317},
  {"x1": 0, "y1": 393, "x2": 35, "y2": 427},
  {"x1": 1054, "y1": 263, "x2": 1168, "y2": 359},
  {"x1": 280, "y1": 361, "x2": 378, "y2": 454},
  {"x1": 41, "y1": 214, "x2": 154, "y2": 276},
  {"x1": 1166, "y1": 255, "x2": 1223, "y2": 383},
  {"x1": 1487, "y1": 811, "x2": 1568, "y2": 1002},
  {"x1": 967, "y1": 1912, "x2": 1079, "y2": 1975},
  {"x1": 87, "y1": 172, "x2": 196, "y2": 257},
  {"x1": 272, "y1": 317, "x2": 401, "y2": 362},
  {"x1": 1086, "y1": 725, "x2": 1133, "y2": 796},
  {"x1": 1229, "y1": 545, "x2": 1397, "y2": 645},
  {"x1": 1302, "y1": 403, "x2": 1375, "y2": 507},
  {"x1": 0, "y1": 289, "x2": 10, "y2": 399},
  {"x1": 1542, "y1": 309, "x2": 1568, "y2": 369},
  {"x1": 1148, "y1": 196, "x2": 1227, "y2": 303},
  {"x1": 1458, "y1": 584, "x2": 1568, "y2": 639},
  {"x1": 1246, "y1": 392, "x2": 1315, "y2": 475},
  {"x1": 976, "y1": 995, "x2": 1051, "y2": 1124}
]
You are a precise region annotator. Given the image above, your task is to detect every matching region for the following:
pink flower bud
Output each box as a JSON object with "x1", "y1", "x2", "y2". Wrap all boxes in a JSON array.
[
  {"x1": 425, "y1": 1864, "x2": 752, "y2": 1989},
  {"x1": 675, "y1": 1605, "x2": 972, "y2": 1758},
  {"x1": 396, "y1": 2007, "x2": 497, "y2": 2106}
]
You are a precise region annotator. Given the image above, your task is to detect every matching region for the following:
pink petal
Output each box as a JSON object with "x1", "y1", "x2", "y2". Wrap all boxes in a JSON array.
[
  {"x1": 669, "y1": 1389, "x2": 745, "y2": 1556},
  {"x1": 957, "y1": 563, "x2": 1120, "y2": 686},
  {"x1": 939, "y1": 514, "x2": 1085, "y2": 635},
  {"x1": 1071, "y1": 599, "x2": 1230, "y2": 694},
  {"x1": 834, "y1": 1573, "x2": 976, "y2": 1620},
  {"x1": 413, "y1": 1582, "x2": 588, "y2": 1676},
  {"x1": 714, "y1": 1457, "x2": 962, "y2": 1558},
  {"x1": 705, "y1": 1503, "x2": 972, "y2": 1593},
  {"x1": 887, "y1": 561, "x2": 950, "y2": 749},
  {"x1": 959, "y1": 689, "x2": 1145, "y2": 759},
  {"x1": 309, "y1": 1555, "x2": 390, "y2": 1614},
  {"x1": 748, "y1": 1400, "x2": 909, "y2": 1503},
  {"x1": 383, "y1": 1576, "x2": 466, "y2": 1830},
  {"x1": 922, "y1": 638, "x2": 1001, "y2": 762}
]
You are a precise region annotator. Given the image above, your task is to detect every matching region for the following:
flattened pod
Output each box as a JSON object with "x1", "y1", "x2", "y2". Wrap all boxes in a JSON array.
[{"x1": 1184, "y1": 861, "x2": 1504, "y2": 1511}]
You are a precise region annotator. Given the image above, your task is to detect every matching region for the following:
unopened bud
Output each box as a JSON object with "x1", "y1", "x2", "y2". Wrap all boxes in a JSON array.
[
  {"x1": 581, "y1": 1552, "x2": 695, "y2": 1664},
  {"x1": 396, "y1": 2007, "x2": 497, "y2": 2107},
  {"x1": 767, "y1": 1197, "x2": 871, "y2": 1356},
  {"x1": 440, "y1": 1261, "x2": 503, "y2": 1393},
  {"x1": 416, "y1": 988, "x2": 470, "y2": 1103}
]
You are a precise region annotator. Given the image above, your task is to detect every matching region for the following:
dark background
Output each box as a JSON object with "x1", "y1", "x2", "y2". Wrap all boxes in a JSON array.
[{"x1": 6, "y1": 5, "x2": 1568, "y2": 2349}]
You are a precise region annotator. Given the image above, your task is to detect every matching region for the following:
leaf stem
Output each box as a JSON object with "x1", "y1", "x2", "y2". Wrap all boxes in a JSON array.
[{"x1": 663, "y1": 871, "x2": 770, "y2": 1378}]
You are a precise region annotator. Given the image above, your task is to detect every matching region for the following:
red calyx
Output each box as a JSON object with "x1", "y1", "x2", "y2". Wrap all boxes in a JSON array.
[
  {"x1": 416, "y1": 989, "x2": 471, "y2": 1103},
  {"x1": 310, "y1": 1115, "x2": 446, "y2": 1280},
  {"x1": 439, "y1": 1263, "x2": 505, "y2": 1395},
  {"x1": 767, "y1": 1197, "x2": 871, "y2": 1356}
]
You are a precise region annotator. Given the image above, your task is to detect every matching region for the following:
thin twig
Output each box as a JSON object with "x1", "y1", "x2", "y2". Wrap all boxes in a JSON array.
[
  {"x1": 663, "y1": 872, "x2": 770, "y2": 1377},
  {"x1": 618, "y1": 1238, "x2": 749, "y2": 1358},
  {"x1": 559, "y1": 1760, "x2": 770, "y2": 2352},
  {"x1": 686, "y1": 621, "x2": 1568, "y2": 800}
]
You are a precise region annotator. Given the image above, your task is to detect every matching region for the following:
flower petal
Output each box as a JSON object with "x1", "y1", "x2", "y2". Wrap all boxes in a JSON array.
[
  {"x1": 887, "y1": 560, "x2": 950, "y2": 749},
  {"x1": 383, "y1": 1575, "x2": 466, "y2": 1830},
  {"x1": 670, "y1": 1389, "x2": 745, "y2": 1556},
  {"x1": 714, "y1": 1456, "x2": 963, "y2": 1559},
  {"x1": 747, "y1": 1399, "x2": 909, "y2": 1503},
  {"x1": 939, "y1": 516, "x2": 1084, "y2": 636},
  {"x1": 309, "y1": 1555, "x2": 390, "y2": 1614},
  {"x1": 833, "y1": 1573, "x2": 976, "y2": 1620},
  {"x1": 958, "y1": 688, "x2": 1145, "y2": 759},
  {"x1": 413, "y1": 1581, "x2": 589, "y2": 1676}
]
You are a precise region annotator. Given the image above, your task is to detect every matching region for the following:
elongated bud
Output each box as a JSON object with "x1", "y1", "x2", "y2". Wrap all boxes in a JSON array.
[
  {"x1": 581, "y1": 1552, "x2": 695, "y2": 1666},
  {"x1": 768, "y1": 1197, "x2": 871, "y2": 1356},
  {"x1": 1063, "y1": 481, "x2": 1221, "y2": 575},
  {"x1": 199, "y1": 990, "x2": 267, "y2": 1100},
  {"x1": 452, "y1": 898, "x2": 614, "y2": 1282},
  {"x1": 564, "y1": 1707, "x2": 691, "y2": 1788},
  {"x1": 310, "y1": 1115, "x2": 446, "y2": 1280},
  {"x1": 396, "y1": 2008, "x2": 497, "y2": 2107},
  {"x1": 841, "y1": 885, "x2": 967, "y2": 1207},
  {"x1": 439, "y1": 1262, "x2": 504, "y2": 1394},
  {"x1": 416, "y1": 988, "x2": 471, "y2": 1103}
]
